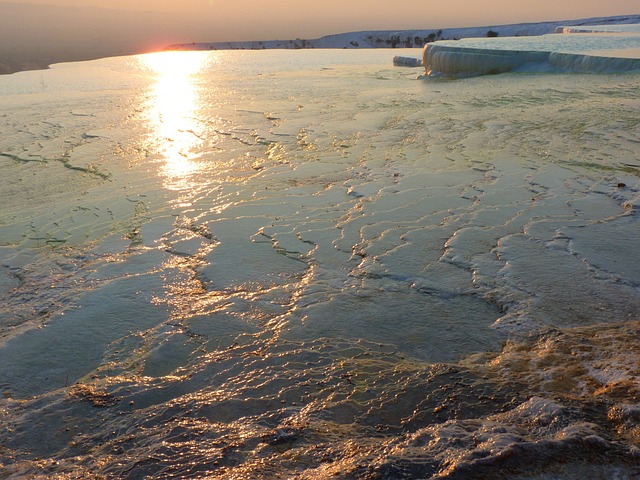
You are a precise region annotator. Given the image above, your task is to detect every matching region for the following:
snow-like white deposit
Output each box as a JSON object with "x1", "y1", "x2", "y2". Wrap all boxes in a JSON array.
[
  {"x1": 423, "y1": 27, "x2": 640, "y2": 76},
  {"x1": 557, "y1": 23, "x2": 640, "y2": 34}
]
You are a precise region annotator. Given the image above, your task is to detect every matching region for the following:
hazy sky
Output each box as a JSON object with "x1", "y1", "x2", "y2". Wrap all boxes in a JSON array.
[{"x1": 7, "y1": 0, "x2": 640, "y2": 40}]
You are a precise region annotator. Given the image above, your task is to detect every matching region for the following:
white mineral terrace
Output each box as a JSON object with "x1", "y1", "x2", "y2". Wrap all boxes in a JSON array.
[{"x1": 423, "y1": 25, "x2": 640, "y2": 76}]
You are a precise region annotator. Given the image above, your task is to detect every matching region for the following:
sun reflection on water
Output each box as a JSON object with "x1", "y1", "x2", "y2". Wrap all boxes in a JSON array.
[{"x1": 141, "y1": 51, "x2": 210, "y2": 191}]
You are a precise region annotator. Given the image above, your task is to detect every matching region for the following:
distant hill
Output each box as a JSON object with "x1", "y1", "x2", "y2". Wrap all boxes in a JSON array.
[{"x1": 168, "y1": 14, "x2": 640, "y2": 51}]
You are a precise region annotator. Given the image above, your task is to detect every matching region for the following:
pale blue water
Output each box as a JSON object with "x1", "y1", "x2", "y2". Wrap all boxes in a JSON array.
[{"x1": 0, "y1": 47, "x2": 639, "y2": 479}]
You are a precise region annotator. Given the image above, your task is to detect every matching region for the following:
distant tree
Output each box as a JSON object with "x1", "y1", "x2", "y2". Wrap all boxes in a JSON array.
[
  {"x1": 426, "y1": 33, "x2": 436, "y2": 43},
  {"x1": 487, "y1": 30, "x2": 499, "y2": 37}
]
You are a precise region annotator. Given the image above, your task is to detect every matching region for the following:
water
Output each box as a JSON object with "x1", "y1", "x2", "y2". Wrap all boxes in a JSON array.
[{"x1": 0, "y1": 48, "x2": 639, "y2": 479}]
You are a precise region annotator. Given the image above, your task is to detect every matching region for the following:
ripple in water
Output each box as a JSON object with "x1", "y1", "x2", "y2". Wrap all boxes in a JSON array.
[{"x1": 0, "y1": 48, "x2": 639, "y2": 478}]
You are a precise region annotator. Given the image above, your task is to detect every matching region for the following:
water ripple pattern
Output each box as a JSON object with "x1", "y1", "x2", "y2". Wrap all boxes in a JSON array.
[{"x1": 0, "y1": 49, "x2": 639, "y2": 479}]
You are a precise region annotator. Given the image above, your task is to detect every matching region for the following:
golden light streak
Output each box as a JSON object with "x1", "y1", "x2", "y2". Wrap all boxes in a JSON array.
[{"x1": 141, "y1": 51, "x2": 208, "y2": 190}]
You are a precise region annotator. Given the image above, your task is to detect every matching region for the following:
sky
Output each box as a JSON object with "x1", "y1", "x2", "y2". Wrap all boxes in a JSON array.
[{"x1": 5, "y1": 0, "x2": 640, "y2": 40}]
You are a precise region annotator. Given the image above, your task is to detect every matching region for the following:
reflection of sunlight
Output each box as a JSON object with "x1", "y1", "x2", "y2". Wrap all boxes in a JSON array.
[{"x1": 142, "y1": 51, "x2": 208, "y2": 190}]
